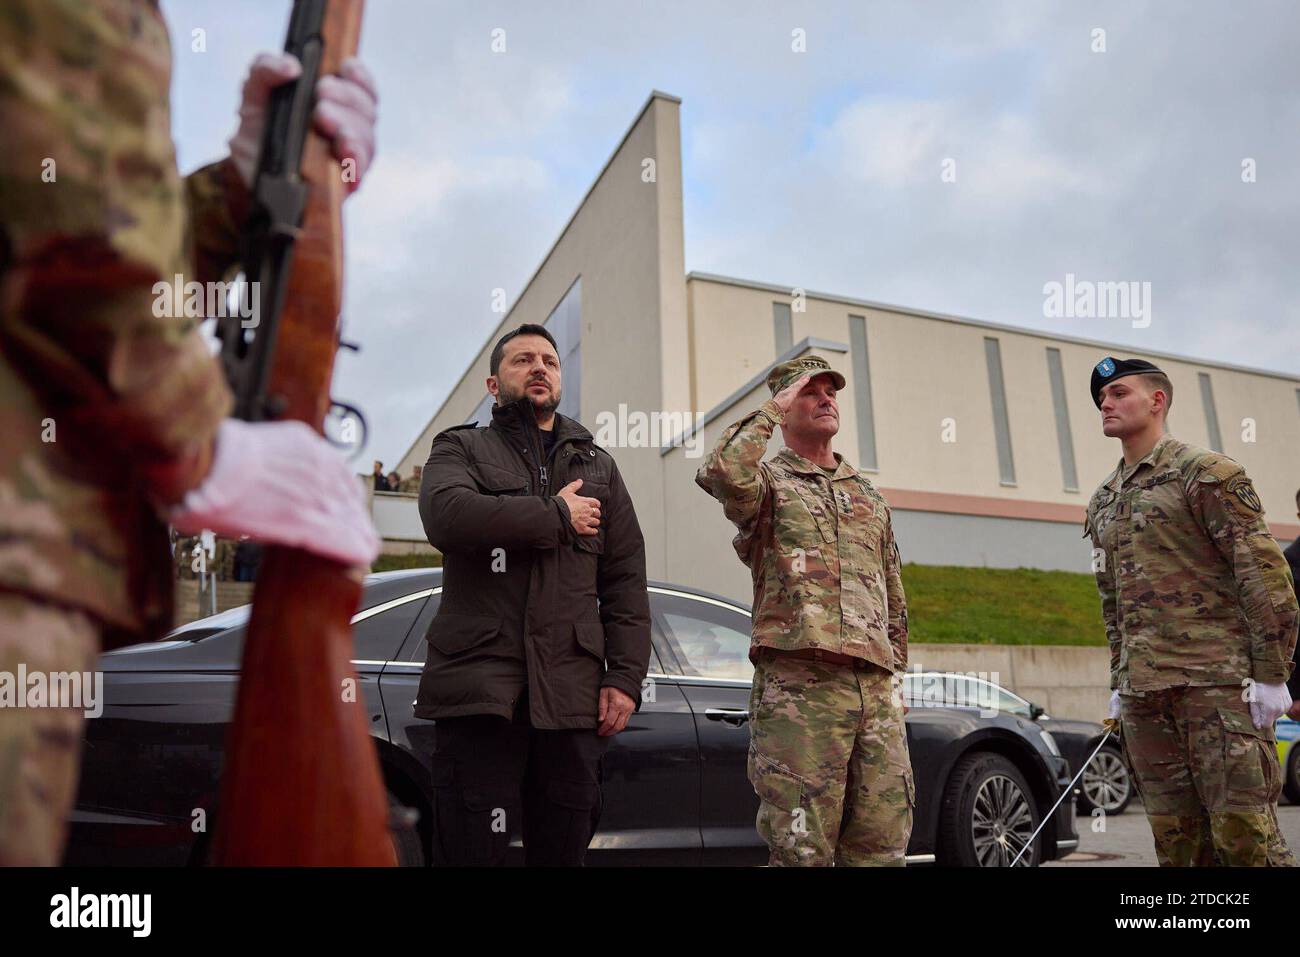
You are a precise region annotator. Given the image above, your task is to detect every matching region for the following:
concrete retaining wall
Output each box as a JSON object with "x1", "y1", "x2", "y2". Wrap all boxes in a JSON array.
[{"x1": 910, "y1": 642, "x2": 1110, "y2": 722}]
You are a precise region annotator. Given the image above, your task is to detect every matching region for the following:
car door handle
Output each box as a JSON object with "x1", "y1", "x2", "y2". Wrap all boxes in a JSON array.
[{"x1": 704, "y1": 708, "x2": 749, "y2": 726}]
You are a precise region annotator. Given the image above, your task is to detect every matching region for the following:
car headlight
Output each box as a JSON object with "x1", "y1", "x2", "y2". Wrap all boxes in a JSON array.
[{"x1": 1039, "y1": 728, "x2": 1060, "y2": 756}]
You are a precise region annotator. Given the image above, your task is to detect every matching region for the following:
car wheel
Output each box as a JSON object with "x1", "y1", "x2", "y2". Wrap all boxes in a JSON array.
[
  {"x1": 938, "y1": 752, "x2": 1042, "y2": 867},
  {"x1": 1076, "y1": 743, "x2": 1132, "y2": 816},
  {"x1": 1284, "y1": 747, "x2": 1300, "y2": 806},
  {"x1": 389, "y1": 790, "x2": 425, "y2": 867}
]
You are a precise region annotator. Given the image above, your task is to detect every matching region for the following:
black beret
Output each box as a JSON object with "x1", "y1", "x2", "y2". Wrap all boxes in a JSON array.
[{"x1": 1091, "y1": 356, "x2": 1165, "y2": 408}]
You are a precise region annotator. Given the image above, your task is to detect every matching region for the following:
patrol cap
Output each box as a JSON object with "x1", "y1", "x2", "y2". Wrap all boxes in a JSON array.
[
  {"x1": 766, "y1": 355, "x2": 847, "y2": 396},
  {"x1": 1090, "y1": 356, "x2": 1166, "y2": 409}
]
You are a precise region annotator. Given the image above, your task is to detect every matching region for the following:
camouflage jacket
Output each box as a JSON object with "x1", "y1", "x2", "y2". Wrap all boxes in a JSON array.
[
  {"x1": 1085, "y1": 434, "x2": 1299, "y2": 693},
  {"x1": 0, "y1": 1, "x2": 240, "y2": 647},
  {"x1": 695, "y1": 397, "x2": 908, "y2": 672}
]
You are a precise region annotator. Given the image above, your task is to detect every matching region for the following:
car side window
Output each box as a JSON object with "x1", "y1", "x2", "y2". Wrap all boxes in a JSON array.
[
  {"x1": 351, "y1": 593, "x2": 428, "y2": 662},
  {"x1": 654, "y1": 593, "x2": 754, "y2": 682},
  {"x1": 403, "y1": 593, "x2": 443, "y2": 662}
]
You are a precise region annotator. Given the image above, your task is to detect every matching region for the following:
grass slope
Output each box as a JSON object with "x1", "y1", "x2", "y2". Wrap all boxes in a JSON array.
[
  {"x1": 902, "y1": 563, "x2": 1106, "y2": 646},
  {"x1": 371, "y1": 555, "x2": 1107, "y2": 647}
]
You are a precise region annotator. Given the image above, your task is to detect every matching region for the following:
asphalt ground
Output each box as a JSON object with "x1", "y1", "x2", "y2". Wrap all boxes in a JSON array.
[{"x1": 1046, "y1": 794, "x2": 1299, "y2": 866}]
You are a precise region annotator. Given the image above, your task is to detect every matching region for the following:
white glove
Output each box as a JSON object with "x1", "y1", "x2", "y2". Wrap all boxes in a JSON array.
[
  {"x1": 170, "y1": 419, "x2": 380, "y2": 568},
  {"x1": 1108, "y1": 689, "x2": 1121, "y2": 720},
  {"x1": 228, "y1": 52, "x2": 378, "y2": 193},
  {"x1": 1249, "y1": 681, "x2": 1293, "y2": 730}
]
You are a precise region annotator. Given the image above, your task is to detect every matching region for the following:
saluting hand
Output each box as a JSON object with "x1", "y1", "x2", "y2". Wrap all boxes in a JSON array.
[
  {"x1": 557, "y1": 479, "x2": 601, "y2": 536},
  {"x1": 773, "y1": 373, "x2": 812, "y2": 414}
]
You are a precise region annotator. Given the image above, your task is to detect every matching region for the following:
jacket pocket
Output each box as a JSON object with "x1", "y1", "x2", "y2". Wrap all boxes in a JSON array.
[
  {"x1": 427, "y1": 613, "x2": 502, "y2": 656},
  {"x1": 1213, "y1": 705, "x2": 1273, "y2": 809},
  {"x1": 747, "y1": 743, "x2": 805, "y2": 813},
  {"x1": 573, "y1": 621, "x2": 606, "y2": 661},
  {"x1": 469, "y1": 463, "x2": 529, "y2": 495},
  {"x1": 567, "y1": 479, "x2": 608, "y2": 552}
]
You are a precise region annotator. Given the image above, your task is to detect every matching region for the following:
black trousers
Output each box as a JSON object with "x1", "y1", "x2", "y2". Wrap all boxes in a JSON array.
[{"x1": 429, "y1": 698, "x2": 610, "y2": 866}]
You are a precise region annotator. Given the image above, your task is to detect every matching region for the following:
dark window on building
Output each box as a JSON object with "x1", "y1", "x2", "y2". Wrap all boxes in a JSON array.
[
  {"x1": 466, "y1": 391, "x2": 493, "y2": 426},
  {"x1": 984, "y1": 337, "x2": 1016, "y2": 485},
  {"x1": 773, "y1": 302, "x2": 792, "y2": 356},
  {"x1": 1198, "y1": 372, "x2": 1223, "y2": 452},
  {"x1": 545, "y1": 278, "x2": 582, "y2": 420},
  {"x1": 848, "y1": 315, "x2": 878, "y2": 470},
  {"x1": 1045, "y1": 347, "x2": 1078, "y2": 492}
]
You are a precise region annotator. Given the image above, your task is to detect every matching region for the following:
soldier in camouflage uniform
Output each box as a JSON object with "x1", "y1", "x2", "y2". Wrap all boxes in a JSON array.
[
  {"x1": 1084, "y1": 357, "x2": 1297, "y2": 867},
  {"x1": 397, "y1": 465, "x2": 423, "y2": 494},
  {"x1": 0, "y1": 0, "x2": 380, "y2": 864},
  {"x1": 697, "y1": 355, "x2": 912, "y2": 866}
]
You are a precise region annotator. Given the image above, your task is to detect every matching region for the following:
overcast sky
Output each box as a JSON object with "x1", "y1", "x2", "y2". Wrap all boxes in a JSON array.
[{"x1": 163, "y1": 0, "x2": 1300, "y2": 468}]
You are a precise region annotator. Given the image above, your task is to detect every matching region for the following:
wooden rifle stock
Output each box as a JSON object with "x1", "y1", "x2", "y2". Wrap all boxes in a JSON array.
[{"x1": 212, "y1": 0, "x2": 394, "y2": 866}]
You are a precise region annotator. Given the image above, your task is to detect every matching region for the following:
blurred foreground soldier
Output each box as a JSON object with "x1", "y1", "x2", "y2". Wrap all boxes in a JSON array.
[
  {"x1": 416, "y1": 323, "x2": 650, "y2": 866},
  {"x1": 0, "y1": 1, "x2": 380, "y2": 865},
  {"x1": 696, "y1": 355, "x2": 912, "y2": 866},
  {"x1": 1084, "y1": 357, "x2": 1297, "y2": 867}
]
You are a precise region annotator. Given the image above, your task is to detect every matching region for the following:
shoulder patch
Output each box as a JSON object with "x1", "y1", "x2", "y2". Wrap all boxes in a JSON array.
[{"x1": 1225, "y1": 475, "x2": 1262, "y2": 513}]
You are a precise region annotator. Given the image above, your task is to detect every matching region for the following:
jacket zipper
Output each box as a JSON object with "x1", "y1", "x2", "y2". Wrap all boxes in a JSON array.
[{"x1": 515, "y1": 400, "x2": 553, "y2": 498}]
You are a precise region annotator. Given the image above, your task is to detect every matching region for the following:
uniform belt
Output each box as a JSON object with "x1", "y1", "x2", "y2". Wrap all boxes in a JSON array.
[{"x1": 760, "y1": 647, "x2": 871, "y2": 669}]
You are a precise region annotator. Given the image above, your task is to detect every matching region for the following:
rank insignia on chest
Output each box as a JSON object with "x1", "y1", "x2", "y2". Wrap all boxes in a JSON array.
[{"x1": 835, "y1": 487, "x2": 854, "y2": 516}]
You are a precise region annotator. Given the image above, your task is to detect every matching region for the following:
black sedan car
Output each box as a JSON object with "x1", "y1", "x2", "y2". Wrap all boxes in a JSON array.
[
  {"x1": 65, "y1": 569, "x2": 1077, "y2": 867},
  {"x1": 901, "y1": 672, "x2": 1132, "y2": 818}
]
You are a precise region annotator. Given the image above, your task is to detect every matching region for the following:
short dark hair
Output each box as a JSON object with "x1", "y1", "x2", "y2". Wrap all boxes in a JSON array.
[
  {"x1": 490, "y1": 323, "x2": 559, "y2": 378},
  {"x1": 1139, "y1": 372, "x2": 1173, "y2": 414}
]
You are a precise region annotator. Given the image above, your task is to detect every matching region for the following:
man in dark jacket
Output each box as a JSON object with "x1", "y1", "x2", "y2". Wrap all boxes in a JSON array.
[{"x1": 415, "y1": 322, "x2": 650, "y2": 866}]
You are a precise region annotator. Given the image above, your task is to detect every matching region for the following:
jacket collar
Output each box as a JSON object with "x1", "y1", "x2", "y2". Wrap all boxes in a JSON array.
[
  {"x1": 1105, "y1": 433, "x2": 1175, "y2": 491},
  {"x1": 488, "y1": 395, "x2": 593, "y2": 446},
  {"x1": 775, "y1": 446, "x2": 855, "y2": 480}
]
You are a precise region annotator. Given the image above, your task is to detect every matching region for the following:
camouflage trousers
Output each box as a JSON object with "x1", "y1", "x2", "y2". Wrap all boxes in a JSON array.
[
  {"x1": 747, "y1": 653, "x2": 913, "y2": 866},
  {"x1": 0, "y1": 590, "x2": 99, "y2": 865},
  {"x1": 1120, "y1": 685, "x2": 1296, "y2": 867}
]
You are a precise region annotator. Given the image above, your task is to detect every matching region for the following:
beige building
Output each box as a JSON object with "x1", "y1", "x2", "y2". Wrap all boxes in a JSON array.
[{"x1": 398, "y1": 91, "x2": 1300, "y2": 608}]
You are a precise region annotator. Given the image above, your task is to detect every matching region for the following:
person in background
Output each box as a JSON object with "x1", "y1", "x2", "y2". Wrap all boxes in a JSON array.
[
  {"x1": 1285, "y1": 488, "x2": 1300, "y2": 717},
  {"x1": 398, "y1": 465, "x2": 423, "y2": 494}
]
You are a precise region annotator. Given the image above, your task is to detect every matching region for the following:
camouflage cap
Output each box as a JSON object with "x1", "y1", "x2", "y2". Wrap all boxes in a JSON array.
[{"x1": 766, "y1": 355, "x2": 847, "y2": 396}]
